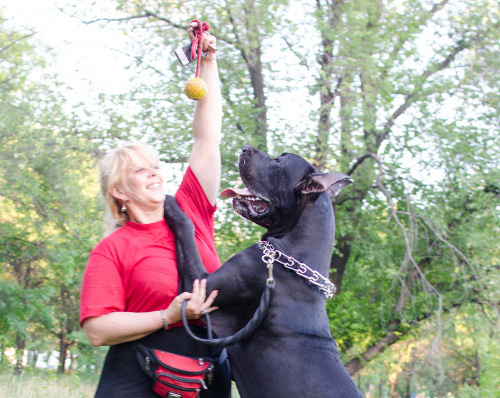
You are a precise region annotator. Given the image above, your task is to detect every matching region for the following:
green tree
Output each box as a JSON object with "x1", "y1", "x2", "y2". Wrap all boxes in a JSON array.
[
  {"x1": 62, "y1": 0, "x2": 500, "y2": 392},
  {"x1": 0, "y1": 15, "x2": 102, "y2": 374}
]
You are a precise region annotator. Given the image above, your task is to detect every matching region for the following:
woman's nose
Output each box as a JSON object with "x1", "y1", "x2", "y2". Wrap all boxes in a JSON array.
[{"x1": 148, "y1": 167, "x2": 158, "y2": 176}]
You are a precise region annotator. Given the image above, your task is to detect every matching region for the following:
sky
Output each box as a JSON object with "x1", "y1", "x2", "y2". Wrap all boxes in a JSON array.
[
  {"x1": 1, "y1": 0, "x2": 315, "y2": 145},
  {"x1": 2, "y1": 0, "x2": 132, "y2": 99},
  {"x1": 1, "y1": 0, "x2": 189, "y2": 189},
  {"x1": 1, "y1": 0, "x2": 452, "y2": 191}
]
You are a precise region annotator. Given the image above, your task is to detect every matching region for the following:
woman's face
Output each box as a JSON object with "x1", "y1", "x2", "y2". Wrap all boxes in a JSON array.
[{"x1": 123, "y1": 159, "x2": 165, "y2": 207}]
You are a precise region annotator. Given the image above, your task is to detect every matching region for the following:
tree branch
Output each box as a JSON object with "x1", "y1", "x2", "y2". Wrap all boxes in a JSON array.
[
  {"x1": 377, "y1": 37, "x2": 471, "y2": 148},
  {"x1": 282, "y1": 35, "x2": 310, "y2": 69},
  {"x1": 382, "y1": 0, "x2": 450, "y2": 76},
  {"x1": 344, "y1": 298, "x2": 472, "y2": 376},
  {"x1": 33, "y1": 197, "x2": 82, "y2": 241},
  {"x1": 347, "y1": 152, "x2": 378, "y2": 175},
  {"x1": 0, "y1": 32, "x2": 37, "y2": 55},
  {"x1": 142, "y1": 10, "x2": 184, "y2": 29},
  {"x1": 395, "y1": 211, "x2": 487, "y2": 298},
  {"x1": 80, "y1": 9, "x2": 182, "y2": 29}
]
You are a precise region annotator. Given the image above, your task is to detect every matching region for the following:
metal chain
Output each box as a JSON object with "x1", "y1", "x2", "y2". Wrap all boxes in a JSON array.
[{"x1": 258, "y1": 241, "x2": 337, "y2": 299}]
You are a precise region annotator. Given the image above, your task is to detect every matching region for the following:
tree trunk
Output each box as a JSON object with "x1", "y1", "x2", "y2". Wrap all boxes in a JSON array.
[
  {"x1": 69, "y1": 352, "x2": 77, "y2": 373},
  {"x1": 58, "y1": 326, "x2": 67, "y2": 374},
  {"x1": 313, "y1": 0, "x2": 344, "y2": 170},
  {"x1": 330, "y1": 236, "x2": 352, "y2": 295},
  {"x1": 14, "y1": 333, "x2": 26, "y2": 374},
  {"x1": 33, "y1": 350, "x2": 39, "y2": 368},
  {"x1": 246, "y1": 50, "x2": 267, "y2": 149},
  {"x1": 345, "y1": 319, "x2": 404, "y2": 376},
  {"x1": 241, "y1": 0, "x2": 267, "y2": 150},
  {"x1": 315, "y1": 38, "x2": 334, "y2": 170}
]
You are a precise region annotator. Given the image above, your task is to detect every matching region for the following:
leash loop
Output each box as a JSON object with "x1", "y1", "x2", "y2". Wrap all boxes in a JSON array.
[
  {"x1": 189, "y1": 19, "x2": 210, "y2": 78},
  {"x1": 181, "y1": 281, "x2": 274, "y2": 350}
]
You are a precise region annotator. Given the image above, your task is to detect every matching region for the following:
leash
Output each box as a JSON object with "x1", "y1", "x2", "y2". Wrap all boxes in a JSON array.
[
  {"x1": 181, "y1": 240, "x2": 337, "y2": 348},
  {"x1": 189, "y1": 19, "x2": 210, "y2": 79},
  {"x1": 181, "y1": 245, "x2": 276, "y2": 349},
  {"x1": 182, "y1": 283, "x2": 274, "y2": 349},
  {"x1": 184, "y1": 19, "x2": 212, "y2": 100}
]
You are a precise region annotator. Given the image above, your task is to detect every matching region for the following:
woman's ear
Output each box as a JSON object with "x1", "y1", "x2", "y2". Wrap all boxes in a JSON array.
[{"x1": 110, "y1": 185, "x2": 128, "y2": 201}]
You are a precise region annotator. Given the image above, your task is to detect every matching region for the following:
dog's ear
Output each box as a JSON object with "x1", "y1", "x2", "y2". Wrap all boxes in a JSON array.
[{"x1": 297, "y1": 173, "x2": 353, "y2": 200}]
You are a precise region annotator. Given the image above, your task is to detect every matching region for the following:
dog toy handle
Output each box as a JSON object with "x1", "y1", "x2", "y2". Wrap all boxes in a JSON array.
[
  {"x1": 189, "y1": 19, "x2": 210, "y2": 78},
  {"x1": 181, "y1": 281, "x2": 275, "y2": 349}
]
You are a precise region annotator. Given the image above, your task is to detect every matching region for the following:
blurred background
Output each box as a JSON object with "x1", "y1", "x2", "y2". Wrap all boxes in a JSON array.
[{"x1": 0, "y1": 0, "x2": 499, "y2": 397}]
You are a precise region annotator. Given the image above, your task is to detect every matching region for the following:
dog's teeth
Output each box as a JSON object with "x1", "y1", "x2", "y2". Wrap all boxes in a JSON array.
[{"x1": 236, "y1": 195, "x2": 242, "y2": 199}]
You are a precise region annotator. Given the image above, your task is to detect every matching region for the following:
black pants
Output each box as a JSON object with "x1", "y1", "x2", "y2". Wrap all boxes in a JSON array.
[{"x1": 94, "y1": 326, "x2": 232, "y2": 398}]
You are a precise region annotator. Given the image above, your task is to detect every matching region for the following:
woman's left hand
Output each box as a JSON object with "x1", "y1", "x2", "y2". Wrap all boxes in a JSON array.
[{"x1": 166, "y1": 279, "x2": 219, "y2": 323}]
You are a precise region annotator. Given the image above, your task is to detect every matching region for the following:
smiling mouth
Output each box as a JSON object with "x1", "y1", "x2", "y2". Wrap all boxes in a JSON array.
[{"x1": 146, "y1": 182, "x2": 161, "y2": 189}]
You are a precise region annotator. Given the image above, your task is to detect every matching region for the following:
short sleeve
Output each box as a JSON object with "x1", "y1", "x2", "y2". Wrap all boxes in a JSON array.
[
  {"x1": 79, "y1": 250, "x2": 126, "y2": 326},
  {"x1": 175, "y1": 167, "x2": 217, "y2": 226}
]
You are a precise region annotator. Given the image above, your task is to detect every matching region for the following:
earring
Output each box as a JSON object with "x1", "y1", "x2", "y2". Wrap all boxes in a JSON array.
[{"x1": 121, "y1": 203, "x2": 126, "y2": 212}]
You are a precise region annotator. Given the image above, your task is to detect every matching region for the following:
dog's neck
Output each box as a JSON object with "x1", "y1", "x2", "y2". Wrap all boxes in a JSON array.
[{"x1": 263, "y1": 193, "x2": 335, "y2": 275}]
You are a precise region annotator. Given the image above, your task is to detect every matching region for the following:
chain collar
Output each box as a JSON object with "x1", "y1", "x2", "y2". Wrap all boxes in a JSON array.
[{"x1": 258, "y1": 241, "x2": 337, "y2": 299}]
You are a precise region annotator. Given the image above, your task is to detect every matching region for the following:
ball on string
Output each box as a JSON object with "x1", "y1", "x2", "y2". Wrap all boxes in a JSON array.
[{"x1": 184, "y1": 77, "x2": 207, "y2": 100}]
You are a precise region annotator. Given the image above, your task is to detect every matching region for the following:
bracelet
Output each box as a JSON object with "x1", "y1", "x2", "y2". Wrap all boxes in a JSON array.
[{"x1": 159, "y1": 309, "x2": 169, "y2": 330}]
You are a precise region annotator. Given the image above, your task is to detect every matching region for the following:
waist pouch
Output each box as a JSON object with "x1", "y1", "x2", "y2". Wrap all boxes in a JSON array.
[{"x1": 135, "y1": 344, "x2": 218, "y2": 398}]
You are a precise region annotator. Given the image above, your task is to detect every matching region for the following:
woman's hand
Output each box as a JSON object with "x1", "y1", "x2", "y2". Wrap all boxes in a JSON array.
[
  {"x1": 187, "y1": 22, "x2": 217, "y2": 62},
  {"x1": 165, "y1": 279, "x2": 219, "y2": 324}
]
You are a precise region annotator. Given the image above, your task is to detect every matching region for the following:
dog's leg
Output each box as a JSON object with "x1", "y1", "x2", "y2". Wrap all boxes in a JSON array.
[{"x1": 163, "y1": 195, "x2": 208, "y2": 293}]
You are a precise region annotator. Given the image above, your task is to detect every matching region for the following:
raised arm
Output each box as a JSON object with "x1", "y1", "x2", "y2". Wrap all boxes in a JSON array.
[{"x1": 188, "y1": 28, "x2": 222, "y2": 206}]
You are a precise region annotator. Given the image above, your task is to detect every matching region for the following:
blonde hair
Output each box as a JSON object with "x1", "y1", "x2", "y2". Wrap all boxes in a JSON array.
[{"x1": 100, "y1": 142, "x2": 160, "y2": 233}]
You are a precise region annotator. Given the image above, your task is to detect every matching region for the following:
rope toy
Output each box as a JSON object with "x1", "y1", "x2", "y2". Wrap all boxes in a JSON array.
[{"x1": 184, "y1": 19, "x2": 210, "y2": 100}]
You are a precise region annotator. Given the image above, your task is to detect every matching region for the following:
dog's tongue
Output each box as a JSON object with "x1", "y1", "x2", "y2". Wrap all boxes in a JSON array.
[{"x1": 221, "y1": 188, "x2": 254, "y2": 198}]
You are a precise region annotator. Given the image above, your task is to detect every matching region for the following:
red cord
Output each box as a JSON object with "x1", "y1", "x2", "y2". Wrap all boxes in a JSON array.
[{"x1": 190, "y1": 19, "x2": 210, "y2": 78}]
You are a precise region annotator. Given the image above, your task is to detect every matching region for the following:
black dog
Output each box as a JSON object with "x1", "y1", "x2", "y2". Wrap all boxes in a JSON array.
[{"x1": 164, "y1": 146, "x2": 363, "y2": 398}]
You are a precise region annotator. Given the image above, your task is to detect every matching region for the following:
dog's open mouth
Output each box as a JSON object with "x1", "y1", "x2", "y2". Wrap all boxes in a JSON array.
[{"x1": 221, "y1": 187, "x2": 271, "y2": 223}]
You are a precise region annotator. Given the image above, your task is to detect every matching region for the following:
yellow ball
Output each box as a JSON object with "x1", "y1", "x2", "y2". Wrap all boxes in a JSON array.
[{"x1": 184, "y1": 77, "x2": 208, "y2": 100}]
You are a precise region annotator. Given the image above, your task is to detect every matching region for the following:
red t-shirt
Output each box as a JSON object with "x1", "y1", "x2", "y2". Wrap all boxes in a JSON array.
[{"x1": 79, "y1": 167, "x2": 221, "y2": 326}]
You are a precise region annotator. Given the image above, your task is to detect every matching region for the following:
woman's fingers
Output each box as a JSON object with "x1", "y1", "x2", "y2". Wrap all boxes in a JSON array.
[
  {"x1": 169, "y1": 279, "x2": 219, "y2": 322},
  {"x1": 202, "y1": 32, "x2": 217, "y2": 53},
  {"x1": 203, "y1": 289, "x2": 219, "y2": 309},
  {"x1": 190, "y1": 279, "x2": 218, "y2": 316},
  {"x1": 187, "y1": 23, "x2": 217, "y2": 54}
]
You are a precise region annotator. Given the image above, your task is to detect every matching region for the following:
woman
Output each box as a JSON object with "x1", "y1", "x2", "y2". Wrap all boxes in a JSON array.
[{"x1": 79, "y1": 27, "x2": 231, "y2": 397}]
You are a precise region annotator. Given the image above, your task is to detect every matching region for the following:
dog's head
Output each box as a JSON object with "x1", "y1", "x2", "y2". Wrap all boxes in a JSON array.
[{"x1": 221, "y1": 146, "x2": 353, "y2": 230}]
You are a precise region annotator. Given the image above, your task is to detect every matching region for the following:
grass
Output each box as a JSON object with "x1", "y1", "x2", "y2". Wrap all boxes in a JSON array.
[
  {"x1": 0, "y1": 368, "x2": 241, "y2": 397},
  {"x1": 0, "y1": 369, "x2": 98, "y2": 398}
]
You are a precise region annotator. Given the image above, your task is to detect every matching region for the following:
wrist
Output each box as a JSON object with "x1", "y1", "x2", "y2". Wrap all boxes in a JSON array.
[
  {"x1": 200, "y1": 56, "x2": 217, "y2": 65},
  {"x1": 159, "y1": 309, "x2": 169, "y2": 330}
]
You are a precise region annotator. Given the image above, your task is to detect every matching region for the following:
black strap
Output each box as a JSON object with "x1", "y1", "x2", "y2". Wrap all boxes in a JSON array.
[{"x1": 181, "y1": 282, "x2": 275, "y2": 350}]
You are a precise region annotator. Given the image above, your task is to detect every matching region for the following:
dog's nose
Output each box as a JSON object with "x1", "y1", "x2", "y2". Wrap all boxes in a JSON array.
[{"x1": 242, "y1": 145, "x2": 254, "y2": 153}]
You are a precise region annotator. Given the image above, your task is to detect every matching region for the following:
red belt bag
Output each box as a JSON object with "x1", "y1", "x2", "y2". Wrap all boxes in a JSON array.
[{"x1": 136, "y1": 344, "x2": 216, "y2": 398}]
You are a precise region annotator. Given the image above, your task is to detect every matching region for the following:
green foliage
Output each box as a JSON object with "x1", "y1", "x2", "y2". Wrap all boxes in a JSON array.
[
  {"x1": 0, "y1": 15, "x2": 102, "y2": 372},
  {"x1": 1, "y1": 0, "x2": 499, "y2": 395},
  {"x1": 357, "y1": 304, "x2": 500, "y2": 397}
]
